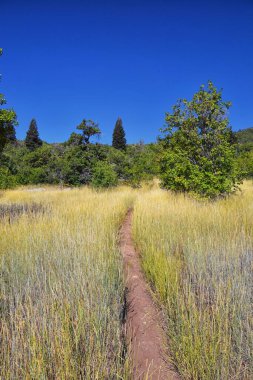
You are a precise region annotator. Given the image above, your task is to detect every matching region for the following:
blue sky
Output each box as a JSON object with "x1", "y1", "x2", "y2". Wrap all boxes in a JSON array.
[{"x1": 1, "y1": 0, "x2": 253, "y2": 144}]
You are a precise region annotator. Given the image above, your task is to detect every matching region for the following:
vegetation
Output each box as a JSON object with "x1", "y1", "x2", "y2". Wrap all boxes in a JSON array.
[
  {"x1": 235, "y1": 127, "x2": 253, "y2": 178},
  {"x1": 0, "y1": 187, "x2": 134, "y2": 378},
  {"x1": 112, "y1": 117, "x2": 126, "y2": 150},
  {"x1": 91, "y1": 161, "x2": 118, "y2": 188},
  {"x1": 0, "y1": 48, "x2": 17, "y2": 154},
  {"x1": 160, "y1": 81, "x2": 240, "y2": 198},
  {"x1": 133, "y1": 182, "x2": 253, "y2": 379},
  {"x1": 76, "y1": 119, "x2": 101, "y2": 145},
  {"x1": 25, "y1": 119, "x2": 43, "y2": 151},
  {"x1": 1, "y1": 57, "x2": 253, "y2": 378}
]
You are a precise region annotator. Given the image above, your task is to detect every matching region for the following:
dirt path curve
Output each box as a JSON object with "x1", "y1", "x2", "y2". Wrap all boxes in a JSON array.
[{"x1": 120, "y1": 210, "x2": 180, "y2": 380}]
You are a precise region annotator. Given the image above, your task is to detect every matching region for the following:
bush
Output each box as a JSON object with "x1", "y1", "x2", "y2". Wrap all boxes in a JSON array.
[
  {"x1": 91, "y1": 162, "x2": 118, "y2": 188},
  {"x1": 0, "y1": 167, "x2": 17, "y2": 189}
]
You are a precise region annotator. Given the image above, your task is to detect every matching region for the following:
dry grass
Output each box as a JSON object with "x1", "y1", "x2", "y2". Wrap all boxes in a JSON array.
[
  {"x1": 1, "y1": 183, "x2": 252, "y2": 379},
  {"x1": 0, "y1": 187, "x2": 135, "y2": 379},
  {"x1": 133, "y1": 182, "x2": 253, "y2": 380}
]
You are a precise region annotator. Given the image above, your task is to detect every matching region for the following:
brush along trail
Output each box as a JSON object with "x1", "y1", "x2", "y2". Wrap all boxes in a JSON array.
[{"x1": 120, "y1": 210, "x2": 180, "y2": 380}]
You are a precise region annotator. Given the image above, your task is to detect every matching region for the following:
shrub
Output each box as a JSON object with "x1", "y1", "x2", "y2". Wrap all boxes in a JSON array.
[
  {"x1": 0, "y1": 167, "x2": 17, "y2": 189},
  {"x1": 91, "y1": 162, "x2": 118, "y2": 188}
]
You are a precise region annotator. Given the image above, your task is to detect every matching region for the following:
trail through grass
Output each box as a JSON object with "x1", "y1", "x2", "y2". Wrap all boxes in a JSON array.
[
  {"x1": 1, "y1": 184, "x2": 253, "y2": 379},
  {"x1": 133, "y1": 183, "x2": 253, "y2": 380}
]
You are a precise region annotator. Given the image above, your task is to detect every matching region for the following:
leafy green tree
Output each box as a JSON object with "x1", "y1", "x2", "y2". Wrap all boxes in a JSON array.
[
  {"x1": 160, "y1": 81, "x2": 241, "y2": 198},
  {"x1": 25, "y1": 119, "x2": 42, "y2": 151},
  {"x1": 112, "y1": 117, "x2": 126, "y2": 150},
  {"x1": 91, "y1": 161, "x2": 118, "y2": 188},
  {"x1": 0, "y1": 49, "x2": 17, "y2": 154},
  {"x1": 76, "y1": 119, "x2": 101, "y2": 145},
  {"x1": 5, "y1": 122, "x2": 16, "y2": 144}
]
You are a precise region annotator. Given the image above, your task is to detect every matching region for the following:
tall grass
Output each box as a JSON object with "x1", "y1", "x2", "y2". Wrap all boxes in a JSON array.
[
  {"x1": 0, "y1": 187, "x2": 134, "y2": 379},
  {"x1": 133, "y1": 183, "x2": 253, "y2": 379}
]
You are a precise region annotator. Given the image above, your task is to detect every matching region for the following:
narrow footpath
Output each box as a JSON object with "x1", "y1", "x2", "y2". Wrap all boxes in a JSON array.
[{"x1": 120, "y1": 210, "x2": 180, "y2": 380}]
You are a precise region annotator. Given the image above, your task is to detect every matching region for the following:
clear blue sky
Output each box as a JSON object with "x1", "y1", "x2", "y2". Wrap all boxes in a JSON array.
[{"x1": 1, "y1": 0, "x2": 253, "y2": 144}]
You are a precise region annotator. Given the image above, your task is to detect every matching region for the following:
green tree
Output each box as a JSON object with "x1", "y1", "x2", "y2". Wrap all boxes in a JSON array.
[
  {"x1": 91, "y1": 161, "x2": 118, "y2": 188},
  {"x1": 76, "y1": 119, "x2": 101, "y2": 145},
  {"x1": 25, "y1": 119, "x2": 42, "y2": 151},
  {"x1": 0, "y1": 49, "x2": 17, "y2": 154},
  {"x1": 5, "y1": 122, "x2": 16, "y2": 144},
  {"x1": 112, "y1": 117, "x2": 126, "y2": 150},
  {"x1": 160, "y1": 81, "x2": 240, "y2": 198}
]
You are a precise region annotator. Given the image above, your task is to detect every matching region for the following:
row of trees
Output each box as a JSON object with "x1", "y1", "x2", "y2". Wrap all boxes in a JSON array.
[
  {"x1": 0, "y1": 49, "x2": 247, "y2": 197},
  {"x1": 3, "y1": 116, "x2": 127, "y2": 152}
]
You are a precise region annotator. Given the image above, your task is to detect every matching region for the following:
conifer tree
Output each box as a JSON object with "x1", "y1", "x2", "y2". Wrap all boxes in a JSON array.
[
  {"x1": 25, "y1": 119, "x2": 42, "y2": 151},
  {"x1": 112, "y1": 117, "x2": 126, "y2": 150}
]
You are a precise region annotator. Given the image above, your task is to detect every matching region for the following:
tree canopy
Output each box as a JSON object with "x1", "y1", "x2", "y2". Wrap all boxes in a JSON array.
[
  {"x1": 76, "y1": 119, "x2": 101, "y2": 145},
  {"x1": 0, "y1": 49, "x2": 17, "y2": 154},
  {"x1": 160, "y1": 81, "x2": 241, "y2": 198}
]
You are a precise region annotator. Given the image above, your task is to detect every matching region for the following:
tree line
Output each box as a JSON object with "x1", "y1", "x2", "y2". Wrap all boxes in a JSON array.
[{"x1": 0, "y1": 49, "x2": 249, "y2": 198}]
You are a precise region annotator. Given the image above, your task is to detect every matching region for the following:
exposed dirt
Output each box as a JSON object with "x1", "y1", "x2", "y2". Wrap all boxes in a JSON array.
[{"x1": 120, "y1": 210, "x2": 180, "y2": 380}]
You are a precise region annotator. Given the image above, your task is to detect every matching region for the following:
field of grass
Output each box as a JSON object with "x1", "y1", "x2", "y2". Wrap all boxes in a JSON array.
[
  {"x1": 0, "y1": 187, "x2": 134, "y2": 379},
  {"x1": 1, "y1": 184, "x2": 253, "y2": 379},
  {"x1": 133, "y1": 182, "x2": 253, "y2": 379}
]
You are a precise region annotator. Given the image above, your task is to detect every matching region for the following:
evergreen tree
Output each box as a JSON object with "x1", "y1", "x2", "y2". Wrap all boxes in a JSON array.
[
  {"x1": 160, "y1": 81, "x2": 241, "y2": 198},
  {"x1": 112, "y1": 117, "x2": 126, "y2": 150},
  {"x1": 25, "y1": 119, "x2": 42, "y2": 151}
]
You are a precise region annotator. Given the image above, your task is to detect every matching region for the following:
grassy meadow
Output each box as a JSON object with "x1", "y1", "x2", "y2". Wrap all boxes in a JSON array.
[
  {"x1": 0, "y1": 183, "x2": 253, "y2": 379},
  {"x1": 0, "y1": 187, "x2": 134, "y2": 379},
  {"x1": 133, "y1": 182, "x2": 253, "y2": 379}
]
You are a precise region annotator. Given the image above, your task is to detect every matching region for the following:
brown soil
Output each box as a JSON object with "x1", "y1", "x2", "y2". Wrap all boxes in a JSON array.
[{"x1": 120, "y1": 210, "x2": 180, "y2": 380}]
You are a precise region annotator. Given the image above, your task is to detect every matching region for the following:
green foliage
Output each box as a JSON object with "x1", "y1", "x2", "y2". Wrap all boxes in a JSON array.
[
  {"x1": 5, "y1": 122, "x2": 17, "y2": 144},
  {"x1": 91, "y1": 161, "x2": 118, "y2": 188},
  {"x1": 67, "y1": 132, "x2": 83, "y2": 146},
  {"x1": 237, "y1": 150, "x2": 253, "y2": 178},
  {"x1": 25, "y1": 119, "x2": 42, "y2": 151},
  {"x1": 112, "y1": 117, "x2": 126, "y2": 150},
  {"x1": 76, "y1": 119, "x2": 101, "y2": 145},
  {"x1": 236, "y1": 127, "x2": 253, "y2": 153},
  {"x1": 0, "y1": 167, "x2": 17, "y2": 189},
  {"x1": 236, "y1": 127, "x2": 253, "y2": 145},
  {"x1": 160, "y1": 81, "x2": 241, "y2": 198},
  {"x1": 0, "y1": 49, "x2": 17, "y2": 154}
]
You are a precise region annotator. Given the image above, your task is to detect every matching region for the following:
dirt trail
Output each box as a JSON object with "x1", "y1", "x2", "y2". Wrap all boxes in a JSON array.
[{"x1": 120, "y1": 210, "x2": 180, "y2": 380}]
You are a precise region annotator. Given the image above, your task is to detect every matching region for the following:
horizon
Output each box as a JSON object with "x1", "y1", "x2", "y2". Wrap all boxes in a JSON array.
[{"x1": 1, "y1": 0, "x2": 253, "y2": 144}]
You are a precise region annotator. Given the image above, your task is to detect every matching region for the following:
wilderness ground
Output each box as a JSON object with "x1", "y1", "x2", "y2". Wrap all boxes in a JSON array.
[{"x1": 0, "y1": 183, "x2": 252, "y2": 379}]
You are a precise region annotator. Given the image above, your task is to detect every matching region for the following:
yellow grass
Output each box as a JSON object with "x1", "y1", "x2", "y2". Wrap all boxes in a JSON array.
[
  {"x1": 133, "y1": 182, "x2": 253, "y2": 379},
  {"x1": 1, "y1": 183, "x2": 253, "y2": 379},
  {"x1": 0, "y1": 187, "x2": 134, "y2": 379}
]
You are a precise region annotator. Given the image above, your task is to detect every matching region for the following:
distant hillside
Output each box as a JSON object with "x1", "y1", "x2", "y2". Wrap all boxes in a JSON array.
[
  {"x1": 236, "y1": 127, "x2": 253, "y2": 144},
  {"x1": 235, "y1": 128, "x2": 253, "y2": 152}
]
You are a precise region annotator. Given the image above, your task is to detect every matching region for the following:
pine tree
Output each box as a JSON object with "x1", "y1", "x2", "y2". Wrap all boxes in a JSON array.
[
  {"x1": 25, "y1": 119, "x2": 42, "y2": 151},
  {"x1": 112, "y1": 117, "x2": 126, "y2": 150}
]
